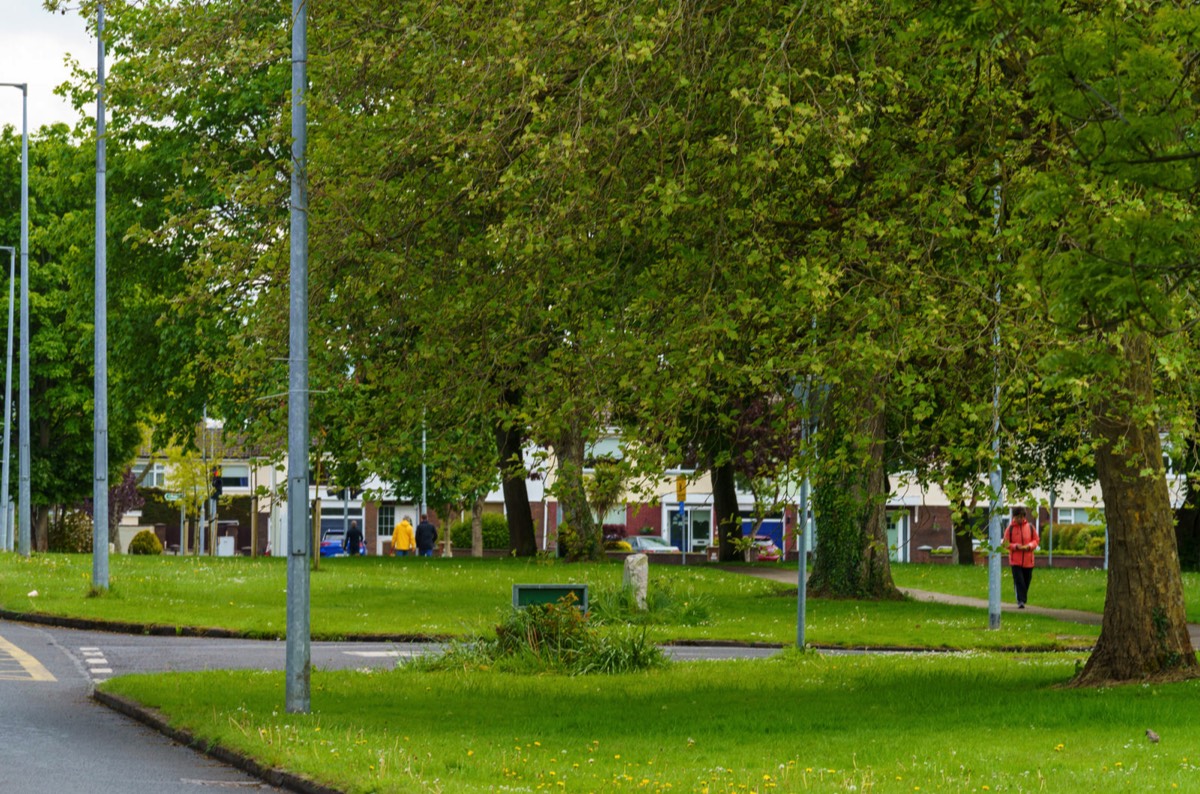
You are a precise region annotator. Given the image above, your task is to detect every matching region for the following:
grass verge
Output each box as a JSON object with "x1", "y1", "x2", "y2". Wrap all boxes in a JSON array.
[
  {"x1": 0, "y1": 554, "x2": 1098, "y2": 649},
  {"x1": 100, "y1": 652, "x2": 1200, "y2": 793}
]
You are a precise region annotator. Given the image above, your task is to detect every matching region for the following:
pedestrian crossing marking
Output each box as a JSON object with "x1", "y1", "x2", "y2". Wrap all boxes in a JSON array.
[{"x1": 0, "y1": 634, "x2": 56, "y2": 681}]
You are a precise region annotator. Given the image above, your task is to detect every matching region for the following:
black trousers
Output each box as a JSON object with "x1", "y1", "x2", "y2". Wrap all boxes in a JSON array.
[{"x1": 1011, "y1": 565, "x2": 1034, "y2": 605}]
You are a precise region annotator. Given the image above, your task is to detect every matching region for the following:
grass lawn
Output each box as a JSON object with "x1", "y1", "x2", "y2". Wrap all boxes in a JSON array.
[
  {"x1": 889, "y1": 563, "x2": 1200, "y2": 622},
  {"x1": 0, "y1": 554, "x2": 1098, "y2": 650},
  {"x1": 100, "y1": 652, "x2": 1200, "y2": 793}
]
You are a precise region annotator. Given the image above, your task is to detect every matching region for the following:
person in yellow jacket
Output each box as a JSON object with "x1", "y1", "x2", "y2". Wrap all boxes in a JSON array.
[{"x1": 392, "y1": 517, "x2": 416, "y2": 556}]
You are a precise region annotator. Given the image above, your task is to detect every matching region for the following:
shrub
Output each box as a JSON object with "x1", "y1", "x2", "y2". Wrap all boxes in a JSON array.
[
  {"x1": 129, "y1": 529, "x2": 164, "y2": 555},
  {"x1": 49, "y1": 510, "x2": 92, "y2": 553},
  {"x1": 605, "y1": 540, "x2": 633, "y2": 552},
  {"x1": 602, "y1": 524, "x2": 627, "y2": 543},
  {"x1": 411, "y1": 593, "x2": 666, "y2": 675},
  {"x1": 1047, "y1": 523, "x2": 1104, "y2": 553},
  {"x1": 449, "y1": 513, "x2": 510, "y2": 549}
]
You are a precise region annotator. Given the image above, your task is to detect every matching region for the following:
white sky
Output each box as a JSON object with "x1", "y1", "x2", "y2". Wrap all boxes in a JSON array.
[{"x1": 0, "y1": 0, "x2": 96, "y2": 133}]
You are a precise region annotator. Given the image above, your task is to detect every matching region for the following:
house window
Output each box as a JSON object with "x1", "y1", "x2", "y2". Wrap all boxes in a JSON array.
[
  {"x1": 218, "y1": 464, "x2": 250, "y2": 489},
  {"x1": 378, "y1": 506, "x2": 395, "y2": 536},
  {"x1": 136, "y1": 461, "x2": 166, "y2": 488},
  {"x1": 1056, "y1": 507, "x2": 1104, "y2": 525}
]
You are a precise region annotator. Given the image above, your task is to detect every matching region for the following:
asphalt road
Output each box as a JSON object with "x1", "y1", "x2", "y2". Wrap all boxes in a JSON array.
[
  {"x1": 0, "y1": 618, "x2": 284, "y2": 793},
  {"x1": 0, "y1": 618, "x2": 781, "y2": 792}
]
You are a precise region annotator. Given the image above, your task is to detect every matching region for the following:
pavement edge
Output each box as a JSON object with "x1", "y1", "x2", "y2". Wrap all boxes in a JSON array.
[{"x1": 92, "y1": 689, "x2": 344, "y2": 794}]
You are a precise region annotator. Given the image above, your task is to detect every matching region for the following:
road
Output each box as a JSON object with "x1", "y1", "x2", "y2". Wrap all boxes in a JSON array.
[{"x1": 0, "y1": 618, "x2": 780, "y2": 792}]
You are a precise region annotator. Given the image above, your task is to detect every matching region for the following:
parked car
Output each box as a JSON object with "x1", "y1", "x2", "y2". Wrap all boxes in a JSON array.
[
  {"x1": 627, "y1": 535, "x2": 681, "y2": 553},
  {"x1": 319, "y1": 528, "x2": 365, "y2": 557}
]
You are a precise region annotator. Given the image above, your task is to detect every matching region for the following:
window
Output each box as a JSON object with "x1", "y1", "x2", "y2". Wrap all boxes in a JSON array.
[
  {"x1": 218, "y1": 464, "x2": 250, "y2": 489},
  {"x1": 137, "y1": 461, "x2": 166, "y2": 489},
  {"x1": 378, "y1": 506, "x2": 395, "y2": 536},
  {"x1": 1056, "y1": 507, "x2": 1104, "y2": 525}
]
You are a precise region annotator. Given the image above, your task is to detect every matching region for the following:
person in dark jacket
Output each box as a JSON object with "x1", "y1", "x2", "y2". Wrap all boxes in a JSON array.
[
  {"x1": 344, "y1": 520, "x2": 364, "y2": 556},
  {"x1": 415, "y1": 514, "x2": 438, "y2": 557}
]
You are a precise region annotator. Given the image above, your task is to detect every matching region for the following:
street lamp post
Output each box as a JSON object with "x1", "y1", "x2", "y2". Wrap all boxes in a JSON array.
[
  {"x1": 285, "y1": 0, "x2": 312, "y2": 715},
  {"x1": 0, "y1": 246, "x2": 13, "y2": 552},
  {"x1": 93, "y1": 2, "x2": 110, "y2": 589},
  {"x1": 0, "y1": 81, "x2": 30, "y2": 558}
]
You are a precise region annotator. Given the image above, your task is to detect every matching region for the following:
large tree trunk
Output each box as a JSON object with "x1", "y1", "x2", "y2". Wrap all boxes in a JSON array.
[
  {"x1": 494, "y1": 390, "x2": 537, "y2": 556},
  {"x1": 1075, "y1": 333, "x2": 1198, "y2": 685},
  {"x1": 554, "y1": 422, "x2": 601, "y2": 561},
  {"x1": 952, "y1": 503, "x2": 983, "y2": 566},
  {"x1": 809, "y1": 389, "x2": 899, "y2": 599},
  {"x1": 713, "y1": 461, "x2": 743, "y2": 562}
]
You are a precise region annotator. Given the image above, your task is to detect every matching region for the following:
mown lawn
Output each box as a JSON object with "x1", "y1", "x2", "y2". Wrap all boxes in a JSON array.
[
  {"x1": 101, "y1": 652, "x2": 1200, "y2": 793},
  {"x1": 0, "y1": 554, "x2": 1098, "y2": 649}
]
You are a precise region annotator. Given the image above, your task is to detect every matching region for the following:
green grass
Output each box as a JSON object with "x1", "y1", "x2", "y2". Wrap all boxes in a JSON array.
[
  {"x1": 890, "y1": 563, "x2": 1200, "y2": 621},
  {"x1": 0, "y1": 554, "x2": 1099, "y2": 649},
  {"x1": 100, "y1": 653, "x2": 1200, "y2": 793}
]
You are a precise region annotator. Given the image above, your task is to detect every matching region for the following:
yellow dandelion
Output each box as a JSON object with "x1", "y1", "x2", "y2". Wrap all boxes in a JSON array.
[{"x1": 468, "y1": 750, "x2": 474, "y2": 757}]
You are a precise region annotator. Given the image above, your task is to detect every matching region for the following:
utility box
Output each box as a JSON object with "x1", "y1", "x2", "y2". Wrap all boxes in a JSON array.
[
  {"x1": 216, "y1": 535, "x2": 236, "y2": 557},
  {"x1": 512, "y1": 583, "x2": 588, "y2": 612}
]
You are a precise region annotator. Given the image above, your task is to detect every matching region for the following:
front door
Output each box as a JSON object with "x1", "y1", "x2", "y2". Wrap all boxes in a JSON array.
[
  {"x1": 886, "y1": 510, "x2": 909, "y2": 562},
  {"x1": 669, "y1": 507, "x2": 713, "y2": 552}
]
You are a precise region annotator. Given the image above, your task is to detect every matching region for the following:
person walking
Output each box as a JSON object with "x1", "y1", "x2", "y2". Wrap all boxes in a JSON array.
[
  {"x1": 1003, "y1": 506, "x2": 1039, "y2": 608},
  {"x1": 415, "y1": 514, "x2": 438, "y2": 558},
  {"x1": 392, "y1": 516, "x2": 416, "y2": 557},
  {"x1": 344, "y1": 520, "x2": 364, "y2": 556}
]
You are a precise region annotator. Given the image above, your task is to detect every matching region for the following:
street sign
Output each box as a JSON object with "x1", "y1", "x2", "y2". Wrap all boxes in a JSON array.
[{"x1": 675, "y1": 475, "x2": 687, "y2": 503}]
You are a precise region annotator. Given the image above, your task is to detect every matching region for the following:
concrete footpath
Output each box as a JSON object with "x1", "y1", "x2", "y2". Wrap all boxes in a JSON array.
[{"x1": 739, "y1": 567, "x2": 1200, "y2": 646}]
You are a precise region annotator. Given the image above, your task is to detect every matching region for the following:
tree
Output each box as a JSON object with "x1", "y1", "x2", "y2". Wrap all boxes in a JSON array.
[{"x1": 997, "y1": 1, "x2": 1200, "y2": 683}]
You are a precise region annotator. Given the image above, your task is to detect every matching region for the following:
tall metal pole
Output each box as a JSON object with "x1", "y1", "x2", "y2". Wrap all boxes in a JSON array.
[
  {"x1": 987, "y1": 178, "x2": 1004, "y2": 630},
  {"x1": 420, "y1": 409, "x2": 427, "y2": 518},
  {"x1": 0, "y1": 247, "x2": 13, "y2": 552},
  {"x1": 0, "y1": 83, "x2": 31, "y2": 557},
  {"x1": 93, "y1": 2, "x2": 110, "y2": 587},
  {"x1": 16, "y1": 83, "x2": 29, "y2": 558},
  {"x1": 285, "y1": 0, "x2": 312, "y2": 715}
]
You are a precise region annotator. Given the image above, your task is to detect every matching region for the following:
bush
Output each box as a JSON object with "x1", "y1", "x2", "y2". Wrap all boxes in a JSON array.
[
  {"x1": 129, "y1": 529, "x2": 164, "y2": 555},
  {"x1": 49, "y1": 510, "x2": 92, "y2": 553},
  {"x1": 605, "y1": 540, "x2": 633, "y2": 551},
  {"x1": 449, "y1": 513, "x2": 510, "y2": 549},
  {"x1": 1047, "y1": 522, "x2": 1104, "y2": 553},
  {"x1": 411, "y1": 593, "x2": 666, "y2": 675},
  {"x1": 602, "y1": 524, "x2": 627, "y2": 543}
]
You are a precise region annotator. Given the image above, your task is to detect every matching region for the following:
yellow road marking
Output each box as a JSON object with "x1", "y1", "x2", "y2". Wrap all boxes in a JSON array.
[{"x1": 0, "y1": 634, "x2": 56, "y2": 681}]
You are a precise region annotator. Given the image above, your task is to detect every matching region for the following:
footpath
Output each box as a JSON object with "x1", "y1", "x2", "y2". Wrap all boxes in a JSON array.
[{"x1": 738, "y1": 566, "x2": 1200, "y2": 646}]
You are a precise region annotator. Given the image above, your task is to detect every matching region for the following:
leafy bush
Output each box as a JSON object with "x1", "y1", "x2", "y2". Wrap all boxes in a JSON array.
[
  {"x1": 49, "y1": 510, "x2": 92, "y2": 553},
  {"x1": 602, "y1": 524, "x2": 627, "y2": 543},
  {"x1": 605, "y1": 540, "x2": 633, "y2": 551},
  {"x1": 411, "y1": 593, "x2": 666, "y2": 675},
  {"x1": 129, "y1": 529, "x2": 164, "y2": 555},
  {"x1": 449, "y1": 513, "x2": 510, "y2": 549},
  {"x1": 1047, "y1": 523, "x2": 1104, "y2": 554}
]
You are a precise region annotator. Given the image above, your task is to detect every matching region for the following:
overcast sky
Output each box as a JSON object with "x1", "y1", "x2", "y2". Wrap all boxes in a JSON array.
[{"x1": 0, "y1": 0, "x2": 95, "y2": 133}]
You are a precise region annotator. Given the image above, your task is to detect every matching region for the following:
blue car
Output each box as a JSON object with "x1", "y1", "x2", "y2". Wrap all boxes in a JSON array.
[{"x1": 319, "y1": 528, "x2": 365, "y2": 557}]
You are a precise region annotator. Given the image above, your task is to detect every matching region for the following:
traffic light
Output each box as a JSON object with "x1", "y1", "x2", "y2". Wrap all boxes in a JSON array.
[{"x1": 211, "y1": 466, "x2": 223, "y2": 497}]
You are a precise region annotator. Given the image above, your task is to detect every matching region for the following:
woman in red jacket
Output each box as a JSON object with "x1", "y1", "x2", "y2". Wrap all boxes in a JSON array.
[{"x1": 1003, "y1": 506, "x2": 1040, "y2": 608}]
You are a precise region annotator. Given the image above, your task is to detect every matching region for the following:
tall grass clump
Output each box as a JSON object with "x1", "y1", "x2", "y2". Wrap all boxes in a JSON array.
[
  {"x1": 589, "y1": 575, "x2": 712, "y2": 627},
  {"x1": 412, "y1": 593, "x2": 666, "y2": 675}
]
